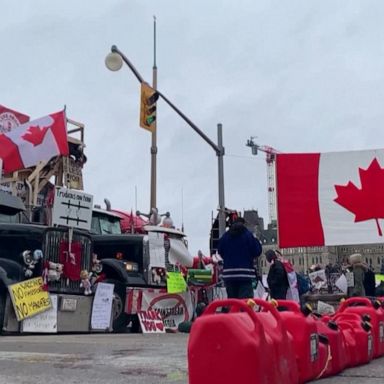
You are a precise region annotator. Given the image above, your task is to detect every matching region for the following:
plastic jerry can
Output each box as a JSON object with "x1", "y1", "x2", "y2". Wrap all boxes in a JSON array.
[
  {"x1": 333, "y1": 312, "x2": 374, "y2": 366},
  {"x1": 188, "y1": 299, "x2": 279, "y2": 384},
  {"x1": 275, "y1": 300, "x2": 327, "y2": 383},
  {"x1": 338, "y1": 297, "x2": 383, "y2": 358},
  {"x1": 314, "y1": 318, "x2": 346, "y2": 376},
  {"x1": 247, "y1": 298, "x2": 299, "y2": 384}
]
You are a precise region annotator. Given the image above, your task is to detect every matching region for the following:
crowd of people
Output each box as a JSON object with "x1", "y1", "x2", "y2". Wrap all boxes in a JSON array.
[{"x1": 216, "y1": 217, "x2": 384, "y2": 301}]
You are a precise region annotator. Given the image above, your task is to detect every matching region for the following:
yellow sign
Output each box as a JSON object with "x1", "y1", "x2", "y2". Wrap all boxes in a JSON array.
[
  {"x1": 376, "y1": 274, "x2": 384, "y2": 283},
  {"x1": 8, "y1": 277, "x2": 52, "y2": 321},
  {"x1": 166, "y1": 272, "x2": 187, "y2": 294}
]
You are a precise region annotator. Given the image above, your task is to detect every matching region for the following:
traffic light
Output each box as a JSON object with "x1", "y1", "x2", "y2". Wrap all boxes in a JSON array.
[{"x1": 140, "y1": 82, "x2": 159, "y2": 132}]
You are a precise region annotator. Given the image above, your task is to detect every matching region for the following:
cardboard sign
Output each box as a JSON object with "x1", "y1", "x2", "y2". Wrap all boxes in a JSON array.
[
  {"x1": 166, "y1": 271, "x2": 187, "y2": 293},
  {"x1": 317, "y1": 300, "x2": 335, "y2": 315},
  {"x1": 22, "y1": 294, "x2": 58, "y2": 333},
  {"x1": 8, "y1": 277, "x2": 51, "y2": 321},
  {"x1": 63, "y1": 157, "x2": 83, "y2": 190},
  {"x1": 91, "y1": 283, "x2": 114, "y2": 330},
  {"x1": 138, "y1": 310, "x2": 165, "y2": 333},
  {"x1": 52, "y1": 187, "x2": 93, "y2": 230}
]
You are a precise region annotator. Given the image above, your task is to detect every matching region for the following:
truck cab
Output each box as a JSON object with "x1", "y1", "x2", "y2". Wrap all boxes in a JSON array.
[{"x1": 92, "y1": 225, "x2": 193, "y2": 332}]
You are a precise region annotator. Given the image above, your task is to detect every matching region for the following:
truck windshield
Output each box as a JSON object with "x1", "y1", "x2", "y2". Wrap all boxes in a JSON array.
[
  {"x1": 91, "y1": 214, "x2": 122, "y2": 235},
  {"x1": 0, "y1": 213, "x2": 19, "y2": 223}
]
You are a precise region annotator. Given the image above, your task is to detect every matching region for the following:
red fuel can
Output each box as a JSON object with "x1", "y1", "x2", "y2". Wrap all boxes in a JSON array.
[
  {"x1": 333, "y1": 312, "x2": 374, "y2": 366},
  {"x1": 314, "y1": 318, "x2": 345, "y2": 375},
  {"x1": 338, "y1": 297, "x2": 384, "y2": 358},
  {"x1": 247, "y1": 298, "x2": 299, "y2": 384},
  {"x1": 188, "y1": 299, "x2": 279, "y2": 384},
  {"x1": 275, "y1": 300, "x2": 328, "y2": 383}
]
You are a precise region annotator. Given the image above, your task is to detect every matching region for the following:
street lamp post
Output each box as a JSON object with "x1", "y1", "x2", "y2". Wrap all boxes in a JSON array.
[
  {"x1": 105, "y1": 45, "x2": 226, "y2": 238},
  {"x1": 105, "y1": 43, "x2": 157, "y2": 213}
]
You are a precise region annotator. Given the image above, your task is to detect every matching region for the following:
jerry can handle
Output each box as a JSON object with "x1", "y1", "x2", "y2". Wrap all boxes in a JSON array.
[
  {"x1": 248, "y1": 298, "x2": 283, "y2": 329},
  {"x1": 202, "y1": 299, "x2": 264, "y2": 331},
  {"x1": 334, "y1": 312, "x2": 364, "y2": 322},
  {"x1": 338, "y1": 297, "x2": 373, "y2": 312},
  {"x1": 275, "y1": 299, "x2": 301, "y2": 313}
]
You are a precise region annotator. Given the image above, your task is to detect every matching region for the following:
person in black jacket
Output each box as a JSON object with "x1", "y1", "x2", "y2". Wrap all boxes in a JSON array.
[
  {"x1": 364, "y1": 267, "x2": 376, "y2": 297},
  {"x1": 218, "y1": 217, "x2": 262, "y2": 299},
  {"x1": 265, "y1": 250, "x2": 289, "y2": 300}
]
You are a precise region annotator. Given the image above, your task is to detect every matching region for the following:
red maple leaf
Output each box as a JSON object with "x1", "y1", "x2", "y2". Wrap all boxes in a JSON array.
[
  {"x1": 334, "y1": 158, "x2": 384, "y2": 236},
  {"x1": 21, "y1": 125, "x2": 49, "y2": 146}
]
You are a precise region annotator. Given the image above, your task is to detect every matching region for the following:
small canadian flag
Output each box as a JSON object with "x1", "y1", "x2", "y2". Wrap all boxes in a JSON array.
[{"x1": 0, "y1": 110, "x2": 68, "y2": 174}]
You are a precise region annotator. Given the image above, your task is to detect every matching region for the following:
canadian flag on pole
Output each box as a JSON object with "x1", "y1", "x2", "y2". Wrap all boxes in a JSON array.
[
  {"x1": 276, "y1": 149, "x2": 384, "y2": 248},
  {"x1": 0, "y1": 110, "x2": 68, "y2": 174}
]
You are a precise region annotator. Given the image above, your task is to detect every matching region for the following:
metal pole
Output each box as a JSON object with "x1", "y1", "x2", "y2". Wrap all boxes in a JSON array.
[
  {"x1": 151, "y1": 16, "x2": 158, "y2": 212},
  {"x1": 217, "y1": 123, "x2": 226, "y2": 238}
]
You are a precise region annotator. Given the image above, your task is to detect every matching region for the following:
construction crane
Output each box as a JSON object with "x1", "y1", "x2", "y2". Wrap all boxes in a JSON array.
[{"x1": 246, "y1": 137, "x2": 281, "y2": 224}]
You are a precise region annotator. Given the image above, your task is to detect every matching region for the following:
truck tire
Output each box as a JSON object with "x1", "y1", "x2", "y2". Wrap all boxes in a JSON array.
[
  {"x1": 0, "y1": 293, "x2": 5, "y2": 334},
  {"x1": 105, "y1": 280, "x2": 128, "y2": 332}
]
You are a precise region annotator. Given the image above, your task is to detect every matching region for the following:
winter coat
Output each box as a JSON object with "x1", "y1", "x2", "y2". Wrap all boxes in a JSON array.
[
  {"x1": 267, "y1": 259, "x2": 289, "y2": 300},
  {"x1": 364, "y1": 269, "x2": 376, "y2": 297},
  {"x1": 218, "y1": 223, "x2": 262, "y2": 282},
  {"x1": 351, "y1": 263, "x2": 367, "y2": 297}
]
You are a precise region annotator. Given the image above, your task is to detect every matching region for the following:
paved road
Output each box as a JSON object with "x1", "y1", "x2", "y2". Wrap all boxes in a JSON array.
[{"x1": 0, "y1": 333, "x2": 383, "y2": 384}]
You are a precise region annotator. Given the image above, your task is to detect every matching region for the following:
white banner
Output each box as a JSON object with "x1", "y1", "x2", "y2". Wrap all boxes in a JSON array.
[{"x1": 126, "y1": 288, "x2": 193, "y2": 330}]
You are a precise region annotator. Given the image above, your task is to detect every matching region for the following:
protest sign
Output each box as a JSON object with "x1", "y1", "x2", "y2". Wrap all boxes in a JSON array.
[
  {"x1": 8, "y1": 277, "x2": 51, "y2": 321},
  {"x1": 91, "y1": 283, "x2": 114, "y2": 330},
  {"x1": 138, "y1": 310, "x2": 165, "y2": 333},
  {"x1": 308, "y1": 269, "x2": 327, "y2": 290},
  {"x1": 22, "y1": 294, "x2": 58, "y2": 333},
  {"x1": 166, "y1": 271, "x2": 187, "y2": 293},
  {"x1": 126, "y1": 288, "x2": 193, "y2": 330}
]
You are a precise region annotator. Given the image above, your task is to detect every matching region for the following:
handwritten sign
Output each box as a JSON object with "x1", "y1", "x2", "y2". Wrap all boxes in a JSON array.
[
  {"x1": 22, "y1": 294, "x2": 58, "y2": 333},
  {"x1": 91, "y1": 283, "x2": 114, "y2": 330},
  {"x1": 166, "y1": 272, "x2": 187, "y2": 294},
  {"x1": 8, "y1": 277, "x2": 51, "y2": 321},
  {"x1": 138, "y1": 310, "x2": 165, "y2": 333},
  {"x1": 52, "y1": 187, "x2": 93, "y2": 230}
]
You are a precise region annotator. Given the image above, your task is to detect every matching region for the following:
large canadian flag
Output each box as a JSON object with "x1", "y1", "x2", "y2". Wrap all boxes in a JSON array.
[
  {"x1": 0, "y1": 111, "x2": 68, "y2": 174},
  {"x1": 276, "y1": 149, "x2": 384, "y2": 248}
]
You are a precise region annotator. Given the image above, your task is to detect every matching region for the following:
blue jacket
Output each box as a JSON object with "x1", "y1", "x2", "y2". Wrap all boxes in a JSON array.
[{"x1": 218, "y1": 223, "x2": 262, "y2": 281}]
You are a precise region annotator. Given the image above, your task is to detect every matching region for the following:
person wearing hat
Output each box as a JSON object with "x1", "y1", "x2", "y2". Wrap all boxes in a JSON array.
[
  {"x1": 349, "y1": 253, "x2": 368, "y2": 297},
  {"x1": 217, "y1": 217, "x2": 262, "y2": 299},
  {"x1": 265, "y1": 249, "x2": 290, "y2": 300}
]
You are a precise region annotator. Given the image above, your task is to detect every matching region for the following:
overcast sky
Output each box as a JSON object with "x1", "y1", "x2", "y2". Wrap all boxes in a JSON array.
[{"x1": 2, "y1": 0, "x2": 384, "y2": 255}]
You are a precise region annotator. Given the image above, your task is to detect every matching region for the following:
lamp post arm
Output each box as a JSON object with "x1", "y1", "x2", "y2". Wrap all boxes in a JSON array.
[
  {"x1": 157, "y1": 90, "x2": 221, "y2": 155},
  {"x1": 110, "y1": 45, "x2": 221, "y2": 155},
  {"x1": 111, "y1": 45, "x2": 145, "y2": 84}
]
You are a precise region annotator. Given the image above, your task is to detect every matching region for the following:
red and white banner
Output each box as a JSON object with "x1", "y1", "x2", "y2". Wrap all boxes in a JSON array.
[
  {"x1": 126, "y1": 288, "x2": 193, "y2": 330},
  {"x1": 276, "y1": 149, "x2": 384, "y2": 248},
  {"x1": 0, "y1": 105, "x2": 30, "y2": 133},
  {"x1": 0, "y1": 110, "x2": 68, "y2": 174}
]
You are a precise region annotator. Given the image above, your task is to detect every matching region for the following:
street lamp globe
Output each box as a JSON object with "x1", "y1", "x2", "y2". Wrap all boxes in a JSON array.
[{"x1": 105, "y1": 52, "x2": 123, "y2": 71}]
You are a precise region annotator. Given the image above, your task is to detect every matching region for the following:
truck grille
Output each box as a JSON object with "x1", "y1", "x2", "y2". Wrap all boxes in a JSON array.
[{"x1": 42, "y1": 228, "x2": 92, "y2": 294}]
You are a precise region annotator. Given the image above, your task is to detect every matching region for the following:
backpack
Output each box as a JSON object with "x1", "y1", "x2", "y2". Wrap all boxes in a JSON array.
[{"x1": 296, "y1": 273, "x2": 310, "y2": 295}]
